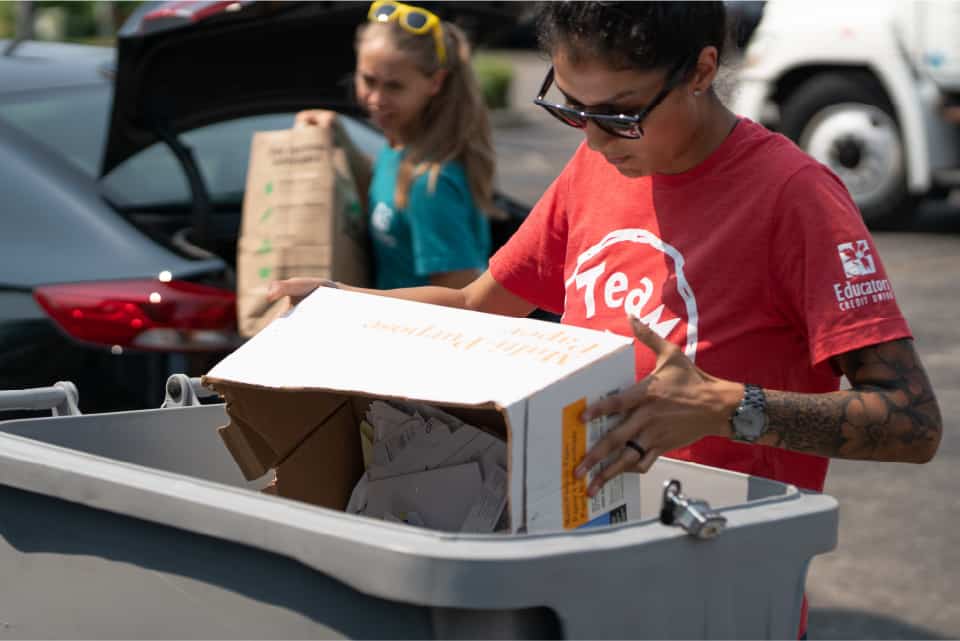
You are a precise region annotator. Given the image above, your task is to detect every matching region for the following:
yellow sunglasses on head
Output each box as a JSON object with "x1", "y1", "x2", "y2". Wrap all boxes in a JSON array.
[{"x1": 367, "y1": 0, "x2": 446, "y2": 65}]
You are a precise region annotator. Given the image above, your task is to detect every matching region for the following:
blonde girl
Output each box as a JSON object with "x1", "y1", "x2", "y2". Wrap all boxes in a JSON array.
[{"x1": 296, "y1": 1, "x2": 499, "y2": 289}]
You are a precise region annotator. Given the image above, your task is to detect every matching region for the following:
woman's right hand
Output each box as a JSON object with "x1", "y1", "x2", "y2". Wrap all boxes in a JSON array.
[
  {"x1": 294, "y1": 109, "x2": 337, "y2": 129},
  {"x1": 266, "y1": 277, "x2": 338, "y2": 306}
]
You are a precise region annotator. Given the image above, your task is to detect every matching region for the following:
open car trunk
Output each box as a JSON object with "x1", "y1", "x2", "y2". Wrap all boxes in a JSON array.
[{"x1": 103, "y1": 0, "x2": 531, "y2": 265}]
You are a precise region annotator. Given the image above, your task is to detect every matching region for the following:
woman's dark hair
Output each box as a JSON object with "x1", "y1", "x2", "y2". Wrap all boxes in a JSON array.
[{"x1": 536, "y1": 1, "x2": 729, "y2": 77}]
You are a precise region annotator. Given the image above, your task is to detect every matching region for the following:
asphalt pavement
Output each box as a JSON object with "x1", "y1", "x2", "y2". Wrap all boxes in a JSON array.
[{"x1": 491, "y1": 49, "x2": 960, "y2": 640}]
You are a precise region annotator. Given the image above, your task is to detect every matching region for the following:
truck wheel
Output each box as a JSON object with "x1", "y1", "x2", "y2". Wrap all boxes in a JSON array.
[{"x1": 780, "y1": 73, "x2": 916, "y2": 228}]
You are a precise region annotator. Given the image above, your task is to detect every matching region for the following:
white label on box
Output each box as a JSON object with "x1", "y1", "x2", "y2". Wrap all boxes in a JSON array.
[
  {"x1": 585, "y1": 404, "x2": 626, "y2": 519},
  {"x1": 557, "y1": 388, "x2": 628, "y2": 529},
  {"x1": 460, "y1": 465, "x2": 508, "y2": 533}
]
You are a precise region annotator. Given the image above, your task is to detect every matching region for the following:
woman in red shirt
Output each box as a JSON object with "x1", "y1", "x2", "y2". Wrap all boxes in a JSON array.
[
  {"x1": 270, "y1": 6, "x2": 941, "y2": 634},
  {"x1": 271, "y1": 2, "x2": 941, "y2": 512}
]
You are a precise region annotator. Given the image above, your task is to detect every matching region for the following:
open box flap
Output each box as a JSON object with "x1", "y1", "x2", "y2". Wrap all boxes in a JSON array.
[
  {"x1": 204, "y1": 288, "x2": 634, "y2": 408},
  {"x1": 214, "y1": 385, "x2": 352, "y2": 480}
]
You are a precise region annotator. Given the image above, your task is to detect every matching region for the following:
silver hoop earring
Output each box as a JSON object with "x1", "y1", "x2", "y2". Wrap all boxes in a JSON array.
[{"x1": 693, "y1": 89, "x2": 702, "y2": 97}]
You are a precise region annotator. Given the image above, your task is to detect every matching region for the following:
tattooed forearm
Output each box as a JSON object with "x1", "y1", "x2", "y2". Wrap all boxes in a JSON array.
[{"x1": 758, "y1": 339, "x2": 941, "y2": 463}]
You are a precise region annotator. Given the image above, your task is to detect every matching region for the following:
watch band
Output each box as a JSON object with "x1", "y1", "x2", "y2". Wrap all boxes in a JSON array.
[
  {"x1": 741, "y1": 384, "x2": 765, "y2": 412},
  {"x1": 731, "y1": 383, "x2": 767, "y2": 442}
]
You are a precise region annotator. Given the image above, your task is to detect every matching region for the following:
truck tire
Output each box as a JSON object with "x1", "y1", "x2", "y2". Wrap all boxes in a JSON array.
[{"x1": 780, "y1": 72, "x2": 917, "y2": 228}]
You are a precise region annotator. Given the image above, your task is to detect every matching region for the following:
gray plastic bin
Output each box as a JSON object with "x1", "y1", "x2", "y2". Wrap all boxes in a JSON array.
[{"x1": 0, "y1": 403, "x2": 837, "y2": 639}]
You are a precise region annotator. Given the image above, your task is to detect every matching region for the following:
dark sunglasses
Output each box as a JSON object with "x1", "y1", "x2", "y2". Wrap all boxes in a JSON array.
[{"x1": 532, "y1": 57, "x2": 692, "y2": 139}]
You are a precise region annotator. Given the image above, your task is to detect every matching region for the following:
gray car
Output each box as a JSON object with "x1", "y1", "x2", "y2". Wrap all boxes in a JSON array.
[{"x1": 0, "y1": 1, "x2": 530, "y2": 414}]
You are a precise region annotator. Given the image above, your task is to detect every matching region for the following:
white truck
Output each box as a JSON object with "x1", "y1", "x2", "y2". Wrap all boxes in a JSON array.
[{"x1": 732, "y1": 0, "x2": 960, "y2": 226}]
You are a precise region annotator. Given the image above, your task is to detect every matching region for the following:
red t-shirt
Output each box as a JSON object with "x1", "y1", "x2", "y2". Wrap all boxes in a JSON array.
[{"x1": 490, "y1": 118, "x2": 911, "y2": 493}]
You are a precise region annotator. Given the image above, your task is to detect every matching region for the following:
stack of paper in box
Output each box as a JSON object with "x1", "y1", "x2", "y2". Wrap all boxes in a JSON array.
[{"x1": 347, "y1": 400, "x2": 508, "y2": 533}]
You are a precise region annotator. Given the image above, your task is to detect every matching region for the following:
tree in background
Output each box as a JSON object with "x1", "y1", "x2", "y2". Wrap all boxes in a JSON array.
[
  {"x1": 1, "y1": 1, "x2": 144, "y2": 45},
  {"x1": 0, "y1": 2, "x2": 26, "y2": 40}
]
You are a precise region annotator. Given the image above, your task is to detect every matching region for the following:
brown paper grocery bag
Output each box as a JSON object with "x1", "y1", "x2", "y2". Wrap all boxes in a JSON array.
[{"x1": 237, "y1": 120, "x2": 372, "y2": 337}]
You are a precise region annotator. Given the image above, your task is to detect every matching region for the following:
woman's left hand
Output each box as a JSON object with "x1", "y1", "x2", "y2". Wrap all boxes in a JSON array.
[
  {"x1": 574, "y1": 314, "x2": 744, "y2": 498},
  {"x1": 293, "y1": 109, "x2": 337, "y2": 129}
]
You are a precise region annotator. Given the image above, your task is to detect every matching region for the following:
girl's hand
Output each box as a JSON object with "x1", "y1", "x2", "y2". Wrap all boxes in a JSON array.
[
  {"x1": 294, "y1": 109, "x2": 337, "y2": 129},
  {"x1": 266, "y1": 278, "x2": 338, "y2": 306},
  {"x1": 574, "y1": 314, "x2": 743, "y2": 498}
]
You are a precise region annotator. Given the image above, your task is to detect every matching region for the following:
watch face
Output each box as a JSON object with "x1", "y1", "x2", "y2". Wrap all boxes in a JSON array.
[
  {"x1": 736, "y1": 406, "x2": 766, "y2": 440},
  {"x1": 743, "y1": 410, "x2": 765, "y2": 438}
]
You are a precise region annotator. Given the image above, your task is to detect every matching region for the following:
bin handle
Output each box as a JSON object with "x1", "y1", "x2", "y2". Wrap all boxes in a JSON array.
[
  {"x1": 161, "y1": 374, "x2": 219, "y2": 408},
  {"x1": 659, "y1": 479, "x2": 727, "y2": 539},
  {"x1": 0, "y1": 382, "x2": 81, "y2": 416}
]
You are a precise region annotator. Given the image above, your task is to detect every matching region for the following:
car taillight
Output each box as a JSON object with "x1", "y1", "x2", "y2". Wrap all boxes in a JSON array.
[
  {"x1": 34, "y1": 279, "x2": 241, "y2": 353},
  {"x1": 140, "y1": 0, "x2": 245, "y2": 33}
]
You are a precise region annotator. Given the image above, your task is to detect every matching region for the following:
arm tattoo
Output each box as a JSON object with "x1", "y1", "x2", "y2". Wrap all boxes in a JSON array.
[{"x1": 761, "y1": 339, "x2": 941, "y2": 462}]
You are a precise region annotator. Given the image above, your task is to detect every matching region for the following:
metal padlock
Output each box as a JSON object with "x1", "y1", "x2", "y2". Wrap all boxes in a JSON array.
[{"x1": 659, "y1": 479, "x2": 726, "y2": 539}]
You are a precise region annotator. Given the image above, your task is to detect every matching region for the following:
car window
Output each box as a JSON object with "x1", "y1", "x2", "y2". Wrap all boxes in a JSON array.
[
  {"x1": 103, "y1": 113, "x2": 300, "y2": 208},
  {"x1": 102, "y1": 113, "x2": 386, "y2": 208},
  {"x1": 0, "y1": 84, "x2": 386, "y2": 209}
]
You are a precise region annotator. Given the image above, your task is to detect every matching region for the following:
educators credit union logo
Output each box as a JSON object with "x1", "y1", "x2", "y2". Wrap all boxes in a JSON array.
[
  {"x1": 833, "y1": 239, "x2": 894, "y2": 311},
  {"x1": 837, "y1": 240, "x2": 876, "y2": 278},
  {"x1": 563, "y1": 228, "x2": 700, "y2": 362}
]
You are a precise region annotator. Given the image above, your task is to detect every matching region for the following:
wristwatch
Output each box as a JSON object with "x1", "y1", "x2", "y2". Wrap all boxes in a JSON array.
[{"x1": 730, "y1": 384, "x2": 768, "y2": 442}]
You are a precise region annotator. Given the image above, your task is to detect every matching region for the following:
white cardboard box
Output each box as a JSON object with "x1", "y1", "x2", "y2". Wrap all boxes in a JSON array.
[{"x1": 204, "y1": 287, "x2": 639, "y2": 533}]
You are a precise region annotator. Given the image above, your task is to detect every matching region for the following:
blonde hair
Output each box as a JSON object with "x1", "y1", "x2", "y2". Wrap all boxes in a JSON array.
[{"x1": 357, "y1": 20, "x2": 503, "y2": 219}]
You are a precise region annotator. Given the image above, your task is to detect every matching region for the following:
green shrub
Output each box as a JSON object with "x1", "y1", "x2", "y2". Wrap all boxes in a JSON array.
[
  {"x1": 0, "y1": 5, "x2": 10, "y2": 37},
  {"x1": 473, "y1": 54, "x2": 514, "y2": 111}
]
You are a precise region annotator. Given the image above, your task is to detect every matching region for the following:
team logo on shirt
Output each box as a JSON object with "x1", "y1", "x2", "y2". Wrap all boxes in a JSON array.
[
  {"x1": 833, "y1": 239, "x2": 894, "y2": 311},
  {"x1": 564, "y1": 228, "x2": 700, "y2": 362}
]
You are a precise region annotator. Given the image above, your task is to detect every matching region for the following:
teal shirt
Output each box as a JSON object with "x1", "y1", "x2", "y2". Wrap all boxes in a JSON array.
[{"x1": 368, "y1": 146, "x2": 491, "y2": 290}]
